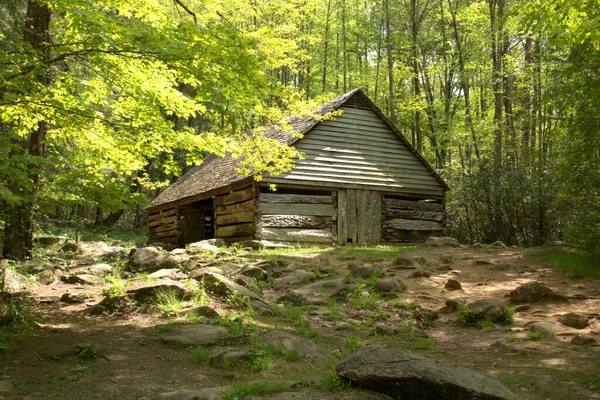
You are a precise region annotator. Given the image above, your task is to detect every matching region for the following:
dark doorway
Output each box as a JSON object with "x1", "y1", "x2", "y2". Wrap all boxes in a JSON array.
[{"x1": 179, "y1": 199, "x2": 214, "y2": 244}]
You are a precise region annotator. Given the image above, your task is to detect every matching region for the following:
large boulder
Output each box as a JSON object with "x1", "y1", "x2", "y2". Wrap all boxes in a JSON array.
[
  {"x1": 509, "y1": 282, "x2": 564, "y2": 303},
  {"x1": 337, "y1": 347, "x2": 514, "y2": 400},
  {"x1": 1, "y1": 268, "x2": 28, "y2": 293},
  {"x1": 558, "y1": 312, "x2": 589, "y2": 329},
  {"x1": 128, "y1": 248, "x2": 180, "y2": 273},
  {"x1": 466, "y1": 299, "x2": 506, "y2": 323},
  {"x1": 187, "y1": 240, "x2": 221, "y2": 254},
  {"x1": 426, "y1": 237, "x2": 459, "y2": 247}
]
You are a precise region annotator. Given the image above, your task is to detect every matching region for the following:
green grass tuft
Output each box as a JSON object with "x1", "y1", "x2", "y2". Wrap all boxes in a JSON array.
[{"x1": 221, "y1": 380, "x2": 287, "y2": 400}]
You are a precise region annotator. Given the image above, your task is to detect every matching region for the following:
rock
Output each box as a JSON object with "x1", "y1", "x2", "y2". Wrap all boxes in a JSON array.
[
  {"x1": 1, "y1": 268, "x2": 28, "y2": 293},
  {"x1": 36, "y1": 236, "x2": 68, "y2": 246},
  {"x1": 337, "y1": 347, "x2": 514, "y2": 400},
  {"x1": 0, "y1": 380, "x2": 13, "y2": 392},
  {"x1": 148, "y1": 268, "x2": 187, "y2": 280},
  {"x1": 440, "y1": 255, "x2": 453, "y2": 264},
  {"x1": 161, "y1": 324, "x2": 228, "y2": 347},
  {"x1": 264, "y1": 330, "x2": 335, "y2": 363},
  {"x1": 0, "y1": 260, "x2": 9, "y2": 268},
  {"x1": 235, "y1": 265, "x2": 269, "y2": 281},
  {"x1": 128, "y1": 248, "x2": 180, "y2": 273},
  {"x1": 558, "y1": 312, "x2": 589, "y2": 329},
  {"x1": 393, "y1": 257, "x2": 414, "y2": 267},
  {"x1": 87, "y1": 263, "x2": 113, "y2": 275},
  {"x1": 412, "y1": 268, "x2": 431, "y2": 278},
  {"x1": 542, "y1": 240, "x2": 568, "y2": 247},
  {"x1": 170, "y1": 248, "x2": 187, "y2": 255},
  {"x1": 466, "y1": 299, "x2": 506, "y2": 323},
  {"x1": 330, "y1": 284, "x2": 357, "y2": 299},
  {"x1": 89, "y1": 295, "x2": 132, "y2": 315},
  {"x1": 155, "y1": 386, "x2": 226, "y2": 400},
  {"x1": 60, "y1": 292, "x2": 90, "y2": 304},
  {"x1": 277, "y1": 294, "x2": 309, "y2": 306},
  {"x1": 571, "y1": 335, "x2": 597, "y2": 345},
  {"x1": 182, "y1": 305, "x2": 220, "y2": 318},
  {"x1": 490, "y1": 241, "x2": 507, "y2": 248},
  {"x1": 235, "y1": 275, "x2": 259, "y2": 289},
  {"x1": 209, "y1": 349, "x2": 254, "y2": 367},
  {"x1": 472, "y1": 260, "x2": 495, "y2": 266},
  {"x1": 260, "y1": 391, "x2": 393, "y2": 400},
  {"x1": 273, "y1": 270, "x2": 313, "y2": 286},
  {"x1": 247, "y1": 299, "x2": 273, "y2": 312},
  {"x1": 189, "y1": 267, "x2": 224, "y2": 280},
  {"x1": 445, "y1": 279, "x2": 462, "y2": 291},
  {"x1": 291, "y1": 278, "x2": 347, "y2": 297},
  {"x1": 348, "y1": 264, "x2": 378, "y2": 279},
  {"x1": 509, "y1": 282, "x2": 563, "y2": 303},
  {"x1": 125, "y1": 279, "x2": 192, "y2": 303},
  {"x1": 195, "y1": 271, "x2": 265, "y2": 301},
  {"x1": 187, "y1": 240, "x2": 221, "y2": 253},
  {"x1": 529, "y1": 375, "x2": 571, "y2": 398},
  {"x1": 471, "y1": 242, "x2": 483, "y2": 248},
  {"x1": 233, "y1": 240, "x2": 263, "y2": 250},
  {"x1": 373, "y1": 323, "x2": 398, "y2": 337},
  {"x1": 38, "y1": 269, "x2": 56, "y2": 285},
  {"x1": 61, "y1": 242, "x2": 80, "y2": 253},
  {"x1": 373, "y1": 279, "x2": 405, "y2": 296},
  {"x1": 63, "y1": 274, "x2": 104, "y2": 286},
  {"x1": 425, "y1": 236, "x2": 459, "y2": 247}
]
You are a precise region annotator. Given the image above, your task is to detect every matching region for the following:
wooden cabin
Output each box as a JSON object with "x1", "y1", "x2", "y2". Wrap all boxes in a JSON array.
[{"x1": 148, "y1": 89, "x2": 449, "y2": 246}]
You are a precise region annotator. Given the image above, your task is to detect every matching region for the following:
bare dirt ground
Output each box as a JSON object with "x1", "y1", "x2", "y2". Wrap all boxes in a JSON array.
[{"x1": 1, "y1": 245, "x2": 599, "y2": 400}]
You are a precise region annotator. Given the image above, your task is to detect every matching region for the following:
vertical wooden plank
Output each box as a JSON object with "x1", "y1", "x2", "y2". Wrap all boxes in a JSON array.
[
  {"x1": 356, "y1": 189, "x2": 364, "y2": 245},
  {"x1": 372, "y1": 191, "x2": 382, "y2": 243},
  {"x1": 347, "y1": 189, "x2": 357, "y2": 244},
  {"x1": 337, "y1": 189, "x2": 347, "y2": 246}
]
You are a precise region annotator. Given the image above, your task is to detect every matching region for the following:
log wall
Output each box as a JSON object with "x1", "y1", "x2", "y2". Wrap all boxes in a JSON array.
[
  {"x1": 213, "y1": 185, "x2": 256, "y2": 242},
  {"x1": 148, "y1": 207, "x2": 178, "y2": 243},
  {"x1": 382, "y1": 197, "x2": 445, "y2": 242},
  {"x1": 257, "y1": 191, "x2": 334, "y2": 244}
]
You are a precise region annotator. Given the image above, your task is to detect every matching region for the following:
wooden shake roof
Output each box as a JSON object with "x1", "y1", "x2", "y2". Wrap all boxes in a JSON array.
[{"x1": 151, "y1": 89, "x2": 447, "y2": 208}]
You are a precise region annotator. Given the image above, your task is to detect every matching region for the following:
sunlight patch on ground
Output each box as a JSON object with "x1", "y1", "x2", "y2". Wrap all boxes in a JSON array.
[{"x1": 541, "y1": 358, "x2": 568, "y2": 367}]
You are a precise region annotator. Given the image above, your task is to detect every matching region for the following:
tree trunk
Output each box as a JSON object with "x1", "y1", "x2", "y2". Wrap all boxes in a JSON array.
[
  {"x1": 384, "y1": 0, "x2": 395, "y2": 121},
  {"x1": 2, "y1": 1, "x2": 51, "y2": 260},
  {"x1": 322, "y1": 0, "x2": 332, "y2": 93}
]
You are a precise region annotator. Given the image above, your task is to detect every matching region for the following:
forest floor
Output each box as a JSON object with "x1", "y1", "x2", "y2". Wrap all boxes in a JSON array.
[{"x1": 1, "y1": 242, "x2": 599, "y2": 400}]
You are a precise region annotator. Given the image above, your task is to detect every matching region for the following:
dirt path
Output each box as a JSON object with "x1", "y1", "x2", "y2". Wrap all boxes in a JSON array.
[{"x1": 1, "y1": 245, "x2": 599, "y2": 400}]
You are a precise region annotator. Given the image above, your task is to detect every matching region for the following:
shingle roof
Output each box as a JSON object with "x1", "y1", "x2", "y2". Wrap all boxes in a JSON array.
[{"x1": 151, "y1": 88, "x2": 447, "y2": 208}]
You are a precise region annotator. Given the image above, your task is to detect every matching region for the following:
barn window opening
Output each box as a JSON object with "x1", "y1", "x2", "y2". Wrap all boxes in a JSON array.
[{"x1": 179, "y1": 198, "x2": 214, "y2": 245}]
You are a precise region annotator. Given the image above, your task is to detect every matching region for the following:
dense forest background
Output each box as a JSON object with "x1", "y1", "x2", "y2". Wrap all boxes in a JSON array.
[{"x1": 1, "y1": 0, "x2": 599, "y2": 258}]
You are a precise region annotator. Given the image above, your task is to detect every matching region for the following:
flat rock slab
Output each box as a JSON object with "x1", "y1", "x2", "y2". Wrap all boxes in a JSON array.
[
  {"x1": 194, "y1": 271, "x2": 264, "y2": 301},
  {"x1": 161, "y1": 324, "x2": 228, "y2": 347},
  {"x1": 337, "y1": 347, "x2": 514, "y2": 400},
  {"x1": 260, "y1": 391, "x2": 393, "y2": 399},
  {"x1": 125, "y1": 279, "x2": 192, "y2": 302},
  {"x1": 155, "y1": 386, "x2": 226, "y2": 400},
  {"x1": 291, "y1": 278, "x2": 347, "y2": 297},
  {"x1": 264, "y1": 330, "x2": 336, "y2": 364},
  {"x1": 64, "y1": 274, "x2": 104, "y2": 286},
  {"x1": 273, "y1": 270, "x2": 313, "y2": 286}
]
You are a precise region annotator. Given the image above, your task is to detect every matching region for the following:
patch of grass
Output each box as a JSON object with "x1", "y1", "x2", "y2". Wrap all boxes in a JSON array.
[
  {"x1": 503, "y1": 307, "x2": 516, "y2": 324},
  {"x1": 0, "y1": 293, "x2": 35, "y2": 328},
  {"x1": 0, "y1": 333, "x2": 11, "y2": 355},
  {"x1": 391, "y1": 298, "x2": 419, "y2": 310},
  {"x1": 283, "y1": 307, "x2": 308, "y2": 326},
  {"x1": 507, "y1": 333, "x2": 517, "y2": 342},
  {"x1": 348, "y1": 283, "x2": 381, "y2": 311},
  {"x1": 399, "y1": 320, "x2": 432, "y2": 348},
  {"x1": 295, "y1": 326, "x2": 322, "y2": 343},
  {"x1": 155, "y1": 287, "x2": 185, "y2": 317},
  {"x1": 102, "y1": 273, "x2": 127, "y2": 297},
  {"x1": 137, "y1": 272, "x2": 157, "y2": 282},
  {"x1": 75, "y1": 342, "x2": 104, "y2": 359},
  {"x1": 157, "y1": 321, "x2": 175, "y2": 333},
  {"x1": 284, "y1": 347, "x2": 301, "y2": 362},
  {"x1": 477, "y1": 320, "x2": 495, "y2": 331},
  {"x1": 321, "y1": 368, "x2": 349, "y2": 392},
  {"x1": 538, "y1": 250, "x2": 600, "y2": 279},
  {"x1": 35, "y1": 222, "x2": 147, "y2": 247},
  {"x1": 527, "y1": 330, "x2": 544, "y2": 341},
  {"x1": 221, "y1": 380, "x2": 287, "y2": 400},
  {"x1": 580, "y1": 363, "x2": 600, "y2": 391},
  {"x1": 345, "y1": 336, "x2": 362, "y2": 354},
  {"x1": 219, "y1": 312, "x2": 258, "y2": 337},
  {"x1": 190, "y1": 346, "x2": 211, "y2": 363}
]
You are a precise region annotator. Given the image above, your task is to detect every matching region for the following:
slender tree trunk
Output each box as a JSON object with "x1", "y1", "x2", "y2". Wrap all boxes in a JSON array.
[
  {"x1": 342, "y1": 0, "x2": 347, "y2": 92},
  {"x1": 410, "y1": 0, "x2": 423, "y2": 152},
  {"x1": 384, "y1": 0, "x2": 395, "y2": 121},
  {"x1": 3, "y1": 1, "x2": 51, "y2": 259},
  {"x1": 322, "y1": 0, "x2": 332, "y2": 93}
]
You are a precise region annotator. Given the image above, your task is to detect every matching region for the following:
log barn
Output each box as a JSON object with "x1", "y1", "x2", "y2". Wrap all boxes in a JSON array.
[{"x1": 148, "y1": 89, "x2": 449, "y2": 246}]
